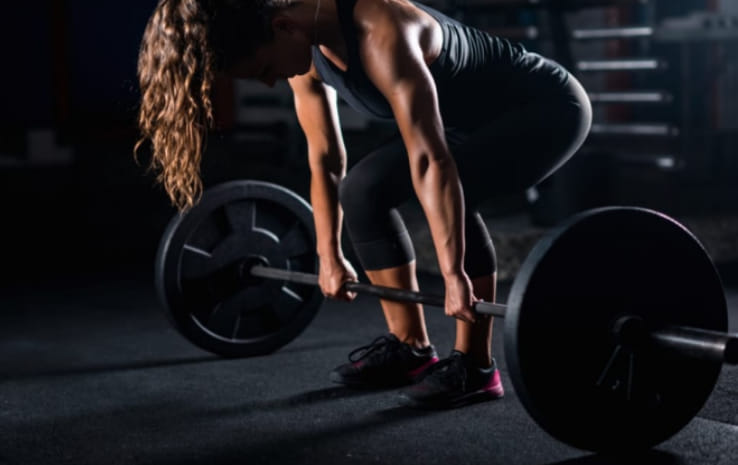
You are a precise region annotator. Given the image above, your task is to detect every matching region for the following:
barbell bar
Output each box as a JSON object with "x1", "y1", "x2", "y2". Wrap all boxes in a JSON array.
[
  {"x1": 248, "y1": 264, "x2": 738, "y2": 365},
  {"x1": 248, "y1": 264, "x2": 508, "y2": 316}
]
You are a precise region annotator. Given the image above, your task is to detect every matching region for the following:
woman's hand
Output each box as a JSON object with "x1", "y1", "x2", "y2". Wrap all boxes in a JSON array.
[
  {"x1": 319, "y1": 255, "x2": 359, "y2": 301},
  {"x1": 444, "y1": 271, "x2": 477, "y2": 324}
]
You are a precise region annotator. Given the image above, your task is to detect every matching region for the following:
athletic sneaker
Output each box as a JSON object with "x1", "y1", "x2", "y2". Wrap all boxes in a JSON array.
[
  {"x1": 329, "y1": 334, "x2": 439, "y2": 388},
  {"x1": 397, "y1": 350, "x2": 504, "y2": 408}
]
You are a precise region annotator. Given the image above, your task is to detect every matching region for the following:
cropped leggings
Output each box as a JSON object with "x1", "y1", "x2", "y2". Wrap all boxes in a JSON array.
[{"x1": 338, "y1": 74, "x2": 592, "y2": 278}]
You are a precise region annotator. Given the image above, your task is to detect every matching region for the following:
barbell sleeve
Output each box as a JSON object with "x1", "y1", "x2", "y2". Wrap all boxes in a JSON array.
[
  {"x1": 651, "y1": 326, "x2": 738, "y2": 365},
  {"x1": 249, "y1": 265, "x2": 507, "y2": 317}
]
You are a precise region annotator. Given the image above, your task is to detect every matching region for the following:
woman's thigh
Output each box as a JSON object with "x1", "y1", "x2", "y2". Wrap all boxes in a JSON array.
[{"x1": 449, "y1": 75, "x2": 592, "y2": 206}]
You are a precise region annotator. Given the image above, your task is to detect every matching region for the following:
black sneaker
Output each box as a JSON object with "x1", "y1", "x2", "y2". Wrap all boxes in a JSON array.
[
  {"x1": 329, "y1": 334, "x2": 439, "y2": 388},
  {"x1": 397, "y1": 350, "x2": 504, "y2": 408}
]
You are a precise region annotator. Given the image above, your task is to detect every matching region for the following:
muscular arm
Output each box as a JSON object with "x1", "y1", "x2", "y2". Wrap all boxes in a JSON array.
[
  {"x1": 359, "y1": 2, "x2": 476, "y2": 321},
  {"x1": 360, "y1": 8, "x2": 465, "y2": 279},
  {"x1": 289, "y1": 67, "x2": 346, "y2": 261},
  {"x1": 289, "y1": 66, "x2": 357, "y2": 299}
]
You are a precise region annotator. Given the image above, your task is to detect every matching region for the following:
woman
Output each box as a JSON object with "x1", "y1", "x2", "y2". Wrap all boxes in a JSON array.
[{"x1": 136, "y1": 0, "x2": 592, "y2": 409}]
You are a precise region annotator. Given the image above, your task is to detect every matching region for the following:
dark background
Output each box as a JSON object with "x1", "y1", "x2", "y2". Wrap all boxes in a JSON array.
[{"x1": 1, "y1": 0, "x2": 737, "y2": 284}]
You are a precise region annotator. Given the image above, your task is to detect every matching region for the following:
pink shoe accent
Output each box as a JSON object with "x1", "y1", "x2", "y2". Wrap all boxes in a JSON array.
[
  {"x1": 482, "y1": 369, "x2": 505, "y2": 398},
  {"x1": 407, "y1": 356, "x2": 439, "y2": 378}
]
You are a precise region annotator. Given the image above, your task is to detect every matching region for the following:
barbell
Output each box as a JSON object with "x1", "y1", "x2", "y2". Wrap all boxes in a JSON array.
[{"x1": 154, "y1": 179, "x2": 736, "y2": 453}]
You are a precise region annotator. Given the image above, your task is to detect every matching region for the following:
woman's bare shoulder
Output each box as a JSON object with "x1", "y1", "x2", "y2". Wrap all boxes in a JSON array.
[
  {"x1": 353, "y1": 0, "x2": 420, "y2": 35},
  {"x1": 353, "y1": 0, "x2": 442, "y2": 67}
]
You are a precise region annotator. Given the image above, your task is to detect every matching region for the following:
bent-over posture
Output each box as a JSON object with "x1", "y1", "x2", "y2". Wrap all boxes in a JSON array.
[{"x1": 136, "y1": 0, "x2": 592, "y2": 408}]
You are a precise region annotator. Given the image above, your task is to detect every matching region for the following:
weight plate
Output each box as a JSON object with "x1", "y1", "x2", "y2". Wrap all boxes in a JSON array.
[
  {"x1": 155, "y1": 180, "x2": 323, "y2": 357},
  {"x1": 504, "y1": 207, "x2": 727, "y2": 452}
]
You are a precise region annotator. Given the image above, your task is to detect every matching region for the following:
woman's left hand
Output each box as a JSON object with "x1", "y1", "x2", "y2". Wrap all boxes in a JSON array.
[{"x1": 444, "y1": 272, "x2": 477, "y2": 324}]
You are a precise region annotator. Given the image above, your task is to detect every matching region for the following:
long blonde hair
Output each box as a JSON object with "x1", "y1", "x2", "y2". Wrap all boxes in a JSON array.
[
  {"x1": 135, "y1": 0, "x2": 286, "y2": 210},
  {"x1": 135, "y1": 0, "x2": 215, "y2": 210}
]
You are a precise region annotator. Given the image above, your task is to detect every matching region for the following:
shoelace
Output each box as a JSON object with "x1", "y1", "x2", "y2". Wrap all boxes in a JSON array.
[{"x1": 348, "y1": 335, "x2": 401, "y2": 363}]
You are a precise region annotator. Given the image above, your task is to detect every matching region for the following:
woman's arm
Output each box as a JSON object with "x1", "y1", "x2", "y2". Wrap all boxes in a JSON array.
[
  {"x1": 289, "y1": 66, "x2": 357, "y2": 300},
  {"x1": 358, "y1": 1, "x2": 477, "y2": 322}
]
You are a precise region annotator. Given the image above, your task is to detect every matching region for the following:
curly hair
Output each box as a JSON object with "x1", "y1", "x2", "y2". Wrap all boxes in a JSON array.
[{"x1": 135, "y1": 0, "x2": 288, "y2": 210}]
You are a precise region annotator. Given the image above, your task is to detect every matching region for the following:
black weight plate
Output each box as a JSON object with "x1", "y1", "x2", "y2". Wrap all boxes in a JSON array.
[
  {"x1": 155, "y1": 180, "x2": 323, "y2": 357},
  {"x1": 504, "y1": 207, "x2": 727, "y2": 452}
]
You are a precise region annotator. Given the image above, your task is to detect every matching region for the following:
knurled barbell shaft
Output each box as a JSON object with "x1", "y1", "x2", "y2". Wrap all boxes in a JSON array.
[{"x1": 249, "y1": 265, "x2": 508, "y2": 317}]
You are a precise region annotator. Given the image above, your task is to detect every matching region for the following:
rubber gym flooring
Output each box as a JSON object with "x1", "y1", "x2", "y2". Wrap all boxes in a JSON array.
[{"x1": 1, "y1": 266, "x2": 737, "y2": 465}]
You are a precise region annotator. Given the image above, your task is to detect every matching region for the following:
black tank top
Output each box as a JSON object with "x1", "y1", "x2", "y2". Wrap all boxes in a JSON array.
[{"x1": 312, "y1": 0, "x2": 570, "y2": 128}]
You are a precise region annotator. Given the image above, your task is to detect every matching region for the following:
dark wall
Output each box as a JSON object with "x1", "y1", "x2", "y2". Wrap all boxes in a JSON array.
[
  {"x1": 1, "y1": 2, "x2": 168, "y2": 282},
  {"x1": 1, "y1": 2, "x2": 156, "y2": 140},
  {"x1": 65, "y1": 2, "x2": 156, "y2": 128},
  {"x1": 2, "y1": 6, "x2": 55, "y2": 128}
]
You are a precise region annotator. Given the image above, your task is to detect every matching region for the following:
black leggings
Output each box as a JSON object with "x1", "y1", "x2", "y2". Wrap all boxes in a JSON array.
[{"x1": 338, "y1": 74, "x2": 592, "y2": 278}]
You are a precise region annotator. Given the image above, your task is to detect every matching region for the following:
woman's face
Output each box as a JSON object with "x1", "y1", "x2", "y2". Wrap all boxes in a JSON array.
[{"x1": 229, "y1": 17, "x2": 313, "y2": 87}]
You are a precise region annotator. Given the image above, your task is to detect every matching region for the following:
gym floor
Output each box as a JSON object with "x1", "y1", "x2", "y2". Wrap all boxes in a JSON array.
[{"x1": 1, "y1": 266, "x2": 737, "y2": 465}]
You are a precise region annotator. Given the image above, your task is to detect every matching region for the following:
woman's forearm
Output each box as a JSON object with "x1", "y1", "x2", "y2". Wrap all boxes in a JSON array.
[
  {"x1": 310, "y1": 154, "x2": 346, "y2": 262},
  {"x1": 411, "y1": 153, "x2": 466, "y2": 278}
]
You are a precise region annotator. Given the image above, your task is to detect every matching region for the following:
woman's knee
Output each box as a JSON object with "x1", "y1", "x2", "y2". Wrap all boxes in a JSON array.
[
  {"x1": 464, "y1": 212, "x2": 498, "y2": 278},
  {"x1": 338, "y1": 173, "x2": 416, "y2": 270}
]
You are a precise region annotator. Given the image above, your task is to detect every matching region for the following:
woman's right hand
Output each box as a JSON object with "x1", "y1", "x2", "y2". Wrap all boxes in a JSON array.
[{"x1": 318, "y1": 255, "x2": 359, "y2": 301}]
